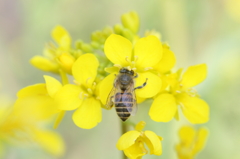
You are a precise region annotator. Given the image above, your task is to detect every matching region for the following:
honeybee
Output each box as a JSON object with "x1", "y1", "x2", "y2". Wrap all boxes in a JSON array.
[{"x1": 106, "y1": 68, "x2": 148, "y2": 121}]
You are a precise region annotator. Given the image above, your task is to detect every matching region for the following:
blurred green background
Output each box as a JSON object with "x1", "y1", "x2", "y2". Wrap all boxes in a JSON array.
[{"x1": 1, "y1": 0, "x2": 240, "y2": 159}]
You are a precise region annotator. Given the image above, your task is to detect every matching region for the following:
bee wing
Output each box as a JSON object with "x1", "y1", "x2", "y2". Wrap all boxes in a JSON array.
[
  {"x1": 106, "y1": 78, "x2": 122, "y2": 109},
  {"x1": 105, "y1": 86, "x2": 116, "y2": 109},
  {"x1": 122, "y1": 83, "x2": 138, "y2": 116}
]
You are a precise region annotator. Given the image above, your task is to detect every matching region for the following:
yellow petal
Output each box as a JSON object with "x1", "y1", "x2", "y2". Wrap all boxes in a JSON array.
[
  {"x1": 192, "y1": 127, "x2": 209, "y2": 155},
  {"x1": 55, "y1": 84, "x2": 83, "y2": 110},
  {"x1": 51, "y1": 25, "x2": 71, "y2": 50},
  {"x1": 158, "y1": 74, "x2": 169, "y2": 93},
  {"x1": 181, "y1": 64, "x2": 207, "y2": 89},
  {"x1": 104, "y1": 66, "x2": 120, "y2": 73},
  {"x1": 136, "y1": 96, "x2": 146, "y2": 104},
  {"x1": 34, "y1": 129, "x2": 65, "y2": 157},
  {"x1": 15, "y1": 84, "x2": 59, "y2": 121},
  {"x1": 121, "y1": 11, "x2": 139, "y2": 34},
  {"x1": 135, "y1": 72, "x2": 161, "y2": 98},
  {"x1": 72, "y1": 53, "x2": 99, "y2": 88},
  {"x1": 143, "y1": 130, "x2": 162, "y2": 155},
  {"x1": 153, "y1": 45, "x2": 176, "y2": 74},
  {"x1": 17, "y1": 84, "x2": 47, "y2": 98},
  {"x1": 123, "y1": 140, "x2": 147, "y2": 159},
  {"x1": 99, "y1": 73, "x2": 116, "y2": 106},
  {"x1": 116, "y1": 130, "x2": 141, "y2": 150},
  {"x1": 177, "y1": 93, "x2": 209, "y2": 124},
  {"x1": 72, "y1": 98, "x2": 102, "y2": 129},
  {"x1": 44, "y1": 75, "x2": 62, "y2": 98},
  {"x1": 134, "y1": 35, "x2": 163, "y2": 69},
  {"x1": 14, "y1": 95, "x2": 58, "y2": 122},
  {"x1": 178, "y1": 126, "x2": 196, "y2": 147},
  {"x1": 30, "y1": 56, "x2": 59, "y2": 73},
  {"x1": 104, "y1": 34, "x2": 132, "y2": 66},
  {"x1": 149, "y1": 93, "x2": 177, "y2": 122}
]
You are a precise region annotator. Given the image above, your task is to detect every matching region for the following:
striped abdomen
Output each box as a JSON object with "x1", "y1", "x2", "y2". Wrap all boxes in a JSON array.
[{"x1": 114, "y1": 92, "x2": 133, "y2": 121}]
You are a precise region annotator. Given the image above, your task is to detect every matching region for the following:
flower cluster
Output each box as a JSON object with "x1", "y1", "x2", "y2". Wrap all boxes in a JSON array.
[
  {"x1": 117, "y1": 121, "x2": 163, "y2": 159},
  {"x1": 0, "y1": 84, "x2": 64, "y2": 157},
  {"x1": 11, "y1": 11, "x2": 210, "y2": 158}
]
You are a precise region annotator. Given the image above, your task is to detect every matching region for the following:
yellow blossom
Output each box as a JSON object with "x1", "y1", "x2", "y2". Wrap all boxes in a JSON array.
[
  {"x1": 0, "y1": 94, "x2": 65, "y2": 157},
  {"x1": 53, "y1": 53, "x2": 102, "y2": 129},
  {"x1": 100, "y1": 34, "x2": 163, "y2": 106},
  {"x1": 153, "y1": 44, "x2": 176, "y2": 74},
  {"x1": 176, "y1": 126, "x2": 208, "y2": 159},
  {"x1": 30, "y1": 25, "x2": 77, "y2": 74},
  {"x1": 149, "y1": 64, "x2": 209, "y2": 124},
  {"x1": 116, "y1": 121, "x2": 163, "y2": 159}
]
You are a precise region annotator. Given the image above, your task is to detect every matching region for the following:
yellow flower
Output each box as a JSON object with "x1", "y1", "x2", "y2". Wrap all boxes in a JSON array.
[
  {"x1": 149, "y1": 64, "x2": 209, "y2": 124},
  {"x1": 30, "y1": 25, "x2": 77, "y2": 74},
  {"x1": 16, "y1": 83, "x2": 60, "y2": 121},
  {"x1": 100, "y1": 34, "x2": 163, "y2": 106},
  {"x1": 116, "y1": 121, "x2": 163, "y2": 159},
  {"x1": 121, "y1": 11, "x2": 139, "y2": 34},
  {"x1": 54, "y1": 53, "x2": 102, "y2": 129},
  {"x1": 153, "y1": 44, "x2": 176, "y2": 74},
  {"x1": 176, "y1": 126, "x2": 208, "y2": 159},
  {"x1": 0, "y1": 95, "x2": 65, "y2": 157}
]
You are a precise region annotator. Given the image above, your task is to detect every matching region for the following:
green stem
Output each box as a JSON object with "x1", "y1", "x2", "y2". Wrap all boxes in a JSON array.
[
  {"x1": 121, "y1": 121, "x2": 128, "y2": 159},
  {"x1": 59, "y1": 69, "x2": 69, "y2": 85}
]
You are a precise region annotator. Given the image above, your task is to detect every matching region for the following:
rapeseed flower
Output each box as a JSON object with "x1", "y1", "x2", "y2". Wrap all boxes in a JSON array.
[
  {"x1": 117, "y1": 121, "x2": 163, "y2": 159},
  {"x1": 100, "y1": 34, "x2": 163, "y2": 106},
  {"x1": 30, "y1": 25, "x2": 77, "y2": 74},
  {"x1": 176, "y1": 126, "x2": 208, "y2": 159},
  {"x1": 149, "y1": 64, "x2": 209, "y2": 124},
  {"x1": 0, "y1": 91, "x2": 64, "y2": 157},
  {"x1": 53, "y1": 53, "x2": 102, "y2": 129}
]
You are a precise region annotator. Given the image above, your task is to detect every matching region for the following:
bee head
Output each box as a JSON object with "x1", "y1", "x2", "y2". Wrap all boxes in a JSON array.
[{"x1": 119, "y1": 68, "x2": 134, "y2": 76}]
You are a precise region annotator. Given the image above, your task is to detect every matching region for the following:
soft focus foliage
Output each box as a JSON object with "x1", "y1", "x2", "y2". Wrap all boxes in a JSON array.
[
  {"x1": 0, "y1": 93, "x2": 65, "y2": 157},
  {"x1": 176, "y1": 126, "x2": 208, "y2": 159}
]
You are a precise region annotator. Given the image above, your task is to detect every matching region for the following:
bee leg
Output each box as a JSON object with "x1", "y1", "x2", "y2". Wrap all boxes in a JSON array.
[
  {"x1": 134, "y1": 73, "x2": 138, "y2": 78},
  {"x1": 134, "y1": 78, "x2": 148, "y2": 90}
]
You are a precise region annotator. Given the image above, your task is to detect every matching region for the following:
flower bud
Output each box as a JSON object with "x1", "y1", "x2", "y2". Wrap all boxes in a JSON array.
[
  {"x1": 58, "y1": 53, "x2": 75, "y2": 74},
  {"x1": 121, "y1": 11, "x2": 139, "y2": 34}
]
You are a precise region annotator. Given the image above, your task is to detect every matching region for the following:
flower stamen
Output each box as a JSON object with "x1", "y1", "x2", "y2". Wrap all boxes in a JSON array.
[
  {"x1": 134, "y1": 55, "x2": 139, "y2": 62},
  {"x1": 79, "y1": 92, "x2": 83, "y2": 99},
  {"x1": 144, "y1": 67, "x2": 153, "y2": 71},
  {"x1": 114, "y1": 64, "x2": 122, "y2": 68},
  {"x1": 125, "y1": 56, "x2": 131, "y2": 63}
]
